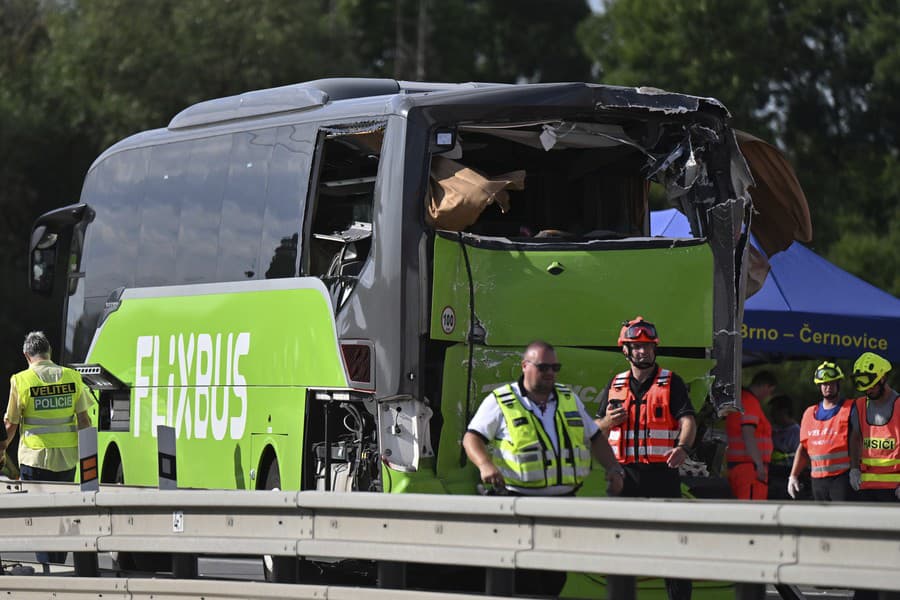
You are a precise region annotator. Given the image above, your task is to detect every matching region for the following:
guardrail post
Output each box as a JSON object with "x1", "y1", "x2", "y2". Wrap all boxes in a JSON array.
[
  {"x1": 269, "y1": 557, "x2": 299, "y2": 583},
  {"x1": 734, "y1": 582, "x2": 766, "y2": 600},
  {"x1": 607, "y1": 575, "x2": 636, "y2": 600},
  {"x1": 378, "y1": 561, "x2": 407, "y2": 589},
  {"x1": 157, "y1": 426, "x2": 177, "y2": 490},
  {"x1": 772, "y1": 584, "x2": 804, "y2": 599},
  {"x1": 172, "y1": 554, "x2": 199, "y2": 579},
  {"x1": 158, "y1": 425, "x2": 198, "y2": 579},
  {"x1": 75, "y1": 427, "x2": 99, "y2": 577},
  {"x1": 485, "y1": 568, "x2": 514, "y2": 595}
]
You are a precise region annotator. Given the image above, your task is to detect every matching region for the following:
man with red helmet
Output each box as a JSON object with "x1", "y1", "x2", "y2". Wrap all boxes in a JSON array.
[{"x1": 595, "y1": 317, "x2": 696, "y2": 600}]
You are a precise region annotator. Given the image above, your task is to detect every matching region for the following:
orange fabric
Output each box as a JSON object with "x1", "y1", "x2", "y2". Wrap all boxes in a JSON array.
[
  {"x1": 728, "y1": 462, "x2": 768, "y2": 500},
  {"x1": 799, "y1": 401, "x2": 852, "y2": 478},
  {"x1": 607, "y1": 369, "x2": 679, "y2": 464},
  {"x1": 856, "y1": 396, "x2": 900, "y2": 490},
  {"x1": 726, "y1": 389, "x2": 773, "y2": 463}
]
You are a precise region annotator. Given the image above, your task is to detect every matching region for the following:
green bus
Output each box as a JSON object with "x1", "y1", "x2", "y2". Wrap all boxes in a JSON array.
[{"x1": 30, "y1": 79, "x2": 755, "y2": 497}]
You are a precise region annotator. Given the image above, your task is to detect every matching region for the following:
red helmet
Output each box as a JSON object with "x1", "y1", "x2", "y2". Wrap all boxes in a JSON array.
[{"x1": 618, "y1": 317, "x2": 660, "y2": 346}]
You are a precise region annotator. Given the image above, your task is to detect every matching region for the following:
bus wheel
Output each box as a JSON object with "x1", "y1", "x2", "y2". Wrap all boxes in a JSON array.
[
  {"x1": 261, "y1": 456, "x2": 297, "y2": 582},
  {"x1": 100, "y1": 446, "x2": 123, "y2": 484}
]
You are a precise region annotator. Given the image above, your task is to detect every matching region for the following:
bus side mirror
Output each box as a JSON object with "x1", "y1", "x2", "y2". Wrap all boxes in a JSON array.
[
  {"x1": 29, "y1": 225, "x2": 59, "y2": 295},
  {"x1": 28, "y1": 203, "x2": 94, "y2": 296}
]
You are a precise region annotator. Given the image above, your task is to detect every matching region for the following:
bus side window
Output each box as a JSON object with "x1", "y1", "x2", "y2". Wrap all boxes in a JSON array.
[
  {"x1": 262, "y1": 124, "x2": 316, "y2": 279},
  {"x1": 304, "y1": 126, "x2": 383, "y2": 306}
]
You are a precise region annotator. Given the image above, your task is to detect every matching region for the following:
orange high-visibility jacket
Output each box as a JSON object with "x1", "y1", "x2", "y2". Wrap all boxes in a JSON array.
[
  {"x1": 726, "y1": 389, "x2": 773, "y2": 464},
  {"x1": 856, "y1": 396, "x2": 900, "y2": 490},
  {"x1": 800, "y1": 400, "x2": 852, "y2": 478},
  {"x1": 607, "y1": 369, "x2": 679, "y2": 464}
]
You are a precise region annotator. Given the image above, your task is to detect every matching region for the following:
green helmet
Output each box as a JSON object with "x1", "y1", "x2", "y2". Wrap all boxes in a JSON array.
[
  {"x1": 813, "y1": 361, "x2": 844, "y2": 384},
  {"x1": 852, "y1": 352, "x2": 892, "y2": 391}
]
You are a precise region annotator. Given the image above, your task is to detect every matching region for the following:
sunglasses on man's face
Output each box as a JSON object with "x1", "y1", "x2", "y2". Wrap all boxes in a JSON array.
[{"x1": 527, "y1": 361, "x2": 562, "y2": 373}]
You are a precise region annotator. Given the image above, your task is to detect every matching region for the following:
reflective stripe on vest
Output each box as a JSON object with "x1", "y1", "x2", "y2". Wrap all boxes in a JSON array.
[
  {"x1": 799, "y1": 400, "x2": 852, "y2": 478},
  {"x1": 856, "y1": 396, "x2": 900, "y2": 489},
  {"x1": 14, "y1": 367, "x2": 81, "y2": 450},
  {"x1": 607, "y1": 368, "x2": 679, "y2": 464},
  {"x1": 489, "y1": 383, "x2": 592, "y2": 488}
]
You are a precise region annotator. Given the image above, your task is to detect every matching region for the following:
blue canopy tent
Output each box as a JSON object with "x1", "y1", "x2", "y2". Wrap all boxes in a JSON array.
[{"x1": 651, "y1": 208, "x2": 900, "y2": 362}]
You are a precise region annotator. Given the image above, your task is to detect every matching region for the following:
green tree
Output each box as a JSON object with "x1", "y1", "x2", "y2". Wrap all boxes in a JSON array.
[
  {"x1": 343, "y1": 0, "x2": 592, "y2": 82},
  {"x1": 38, "y1": 0, "x2": 362, "y2": 150},
  {"x1": 0, "y1": 1, "x2": 69, "y2": 381}
]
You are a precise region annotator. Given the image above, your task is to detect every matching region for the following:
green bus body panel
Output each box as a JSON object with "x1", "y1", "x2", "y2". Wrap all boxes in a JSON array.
[
  {"x1": 432, "y1": 344, "x2": 714, "y2": 495},
  {"x1": 88, "y1": 282, "x2": 348, "y2": 488},
  {"x1": 431, "y1": 236, "x2": 714, "y2": 348},
  {"x1": 564, "y1": 575, "x2": 735, "y2": 599}
]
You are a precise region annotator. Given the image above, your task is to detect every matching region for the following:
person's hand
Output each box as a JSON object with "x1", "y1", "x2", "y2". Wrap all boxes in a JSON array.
[
  {"x1": 754, "y1": 460, "x2": 767, "y2": 483},
  {"x1": 787, "y1": 476, "x2": 801, "y2": 499},
  {"x1": 664, "y1": 445, "x2": 688, "y2": 469},
  {"x1": 478, "y1": 463, "x2": 505, "y2": 490},
  {"x1": 849, "y1": 468, "x2": 861, "y2": 491},
  {"x1": 603, "y1": 405, "x2": 627, "y2": 429},
  {"x1": 606, "y1": 466, "x2": 625, "y2": 496}
]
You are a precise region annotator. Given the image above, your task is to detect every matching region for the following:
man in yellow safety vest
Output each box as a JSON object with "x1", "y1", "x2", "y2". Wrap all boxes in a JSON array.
[
  {"x1": 1, "y1": 331, "x2": 95, "y2": 572},
  {"x1": 463, "y1": 339, "x2": 623, "y2": 595}
]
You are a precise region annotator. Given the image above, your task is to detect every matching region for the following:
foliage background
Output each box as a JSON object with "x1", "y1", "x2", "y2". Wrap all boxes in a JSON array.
[{"x1": 0, "y1": 0, "x2": 896, "y2": 414}]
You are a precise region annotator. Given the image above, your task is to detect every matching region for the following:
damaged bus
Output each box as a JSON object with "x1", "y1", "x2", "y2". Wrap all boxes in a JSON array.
[{"x1": 30, "y1": 79, "x2": 773, "y2": 498}]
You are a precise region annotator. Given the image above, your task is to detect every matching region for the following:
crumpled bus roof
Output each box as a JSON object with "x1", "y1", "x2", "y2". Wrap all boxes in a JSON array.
[{"x1": 167, "y1": 79, "x2": 732, "y2": 130}]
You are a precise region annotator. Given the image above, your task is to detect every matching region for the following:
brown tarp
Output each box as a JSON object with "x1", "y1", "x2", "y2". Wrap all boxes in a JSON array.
[
  {"x1": 746, "y1": 245, "x2": 769, "y2": 299},
  {"x1": 737, "y1": 131, "x2": 813, "y2": 256},
  {"x1": 426, "y1": 157, "x2": 526, "y2": 231}
]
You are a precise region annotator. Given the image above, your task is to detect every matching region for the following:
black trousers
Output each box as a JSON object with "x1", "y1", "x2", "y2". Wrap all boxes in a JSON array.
[
  {"x1": 612, "y1": 464, "x2": 692, "y2": 600},
  {"x1": 20, "y1": 464, "x2": 76, "y2": 565},
  {"x1": 811, "y1": 472, "x2": 856, "y2": 502},
  {"x1": 507, "y1": 489, "x2": 575, "y2": 596}
]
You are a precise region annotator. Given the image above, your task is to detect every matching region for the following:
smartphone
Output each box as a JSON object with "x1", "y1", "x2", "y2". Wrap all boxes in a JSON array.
[{"x1": 609, "y1": 399, "x2": 624, "y2": 410}]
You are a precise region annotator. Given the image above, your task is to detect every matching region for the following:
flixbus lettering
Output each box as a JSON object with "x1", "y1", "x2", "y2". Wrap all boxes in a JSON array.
[
  {"x1": 133, "y1": 333, "x2": 249, "y2": 441},
  {"x1": 28, "y1": 79, "x2": 805, "y2": 547}
]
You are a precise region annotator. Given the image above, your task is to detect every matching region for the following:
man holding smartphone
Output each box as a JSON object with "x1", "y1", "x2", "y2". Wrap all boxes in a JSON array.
[{"x1": 595, "y1": 317, "x2": 697, "y2": 600}]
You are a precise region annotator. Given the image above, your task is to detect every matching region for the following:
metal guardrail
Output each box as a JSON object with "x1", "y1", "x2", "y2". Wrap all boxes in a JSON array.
[
  {"x1": 0, "y1": 576, "x2": 511, "y2": 600},
  {"x1": 0, "y1": 485, "x2": 897, "y2": 593}
]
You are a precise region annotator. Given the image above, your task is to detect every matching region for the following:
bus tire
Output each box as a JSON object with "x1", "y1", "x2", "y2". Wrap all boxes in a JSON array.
[
  {"x1": 261, "y1": 455, "x2": 297, "y2": 583},
  {"x1": 100, "y1": 446, "x2": 123, "y2": 484}
]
